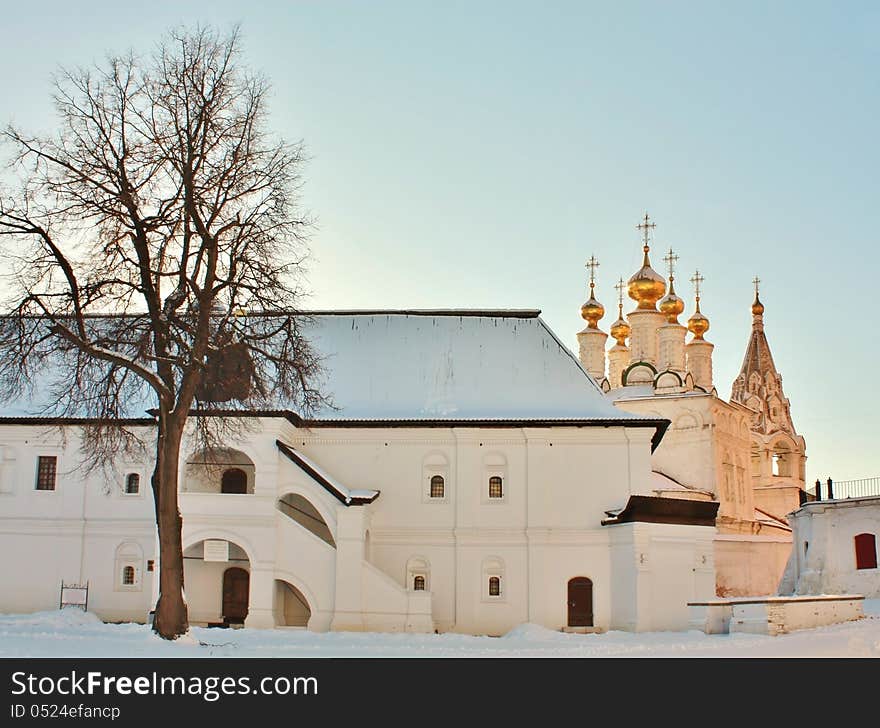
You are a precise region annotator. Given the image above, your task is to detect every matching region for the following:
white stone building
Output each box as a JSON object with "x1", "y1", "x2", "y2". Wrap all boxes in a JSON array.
[
  {"x1": 779, "y1": 496, "x2": 880, "y2": 598},
  {"x1": 0, "y1": 310, "x2": 717, "y2": 635},
  {"x1": 575, "y1": 215, "x2": 806, "y2": 596}
]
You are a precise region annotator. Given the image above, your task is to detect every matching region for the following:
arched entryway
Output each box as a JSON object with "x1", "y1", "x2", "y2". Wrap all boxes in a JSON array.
[
  {"x1": 567, "y1": 577, "x2": 593, "y2": 627},
  {"x1": 222, "y1": 567, "x2": 250, "y2": 624}
]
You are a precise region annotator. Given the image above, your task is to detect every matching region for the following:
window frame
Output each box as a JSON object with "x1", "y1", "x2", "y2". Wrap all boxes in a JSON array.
[
  {"x1": 488, "y1": 475, "x2": 504, "y2": 500},
  {"x1": 413, "y1": 575, "x2": 426, "y2": 591},
  {"x1": 429, "y1": 474, "x2": 446, "y2": 500},
  {"x1": 34, "y1": 455, "x2": 59, "y2": 493},
  {"x1": 123, "y1": 472, "x2": 142, "y2": 497}
]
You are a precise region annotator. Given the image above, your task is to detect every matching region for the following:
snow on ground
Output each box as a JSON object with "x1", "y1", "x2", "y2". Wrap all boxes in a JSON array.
[{"x1": 1, "y1": 600, "x2": 879, "y2": 658}]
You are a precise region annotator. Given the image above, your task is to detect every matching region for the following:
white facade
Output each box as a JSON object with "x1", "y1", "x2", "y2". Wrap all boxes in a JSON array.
[
  {"x1": 0, "y1": 311, "x2": 718, "y2": 635},
  {"x1": 779, "y1": 496, "x2": 880, "y2": 598}
]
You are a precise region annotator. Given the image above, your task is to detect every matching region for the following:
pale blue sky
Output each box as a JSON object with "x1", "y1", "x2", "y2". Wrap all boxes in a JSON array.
[{"x1": 2, "y1": 2, "x2": 878, "y2": 481}]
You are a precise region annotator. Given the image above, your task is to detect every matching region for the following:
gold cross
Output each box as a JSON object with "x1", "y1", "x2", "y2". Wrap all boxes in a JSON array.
[
  {"x1": 637, "y1": 212, "x2": 656, "y2": 248},
  {"x1": 691, "y1": 270, "x2": 705, "y2": 299},
  {"x1": 585, "y1": 255, "x2": 600, "y2": 285},
  {"x1": 614, "y1": 277, "x2": 626, "y2": 310},
  {"x1": 663, "y1": 248, "x2": 679, "y2": 281},
  {"x1": 753, "y1": 276, "x2": 761, "y2": 298}
]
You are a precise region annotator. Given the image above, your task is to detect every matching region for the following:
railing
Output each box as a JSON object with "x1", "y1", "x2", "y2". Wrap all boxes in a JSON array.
[{"x1": 811, "y1": 477, "x2": 880, "y2": 500}]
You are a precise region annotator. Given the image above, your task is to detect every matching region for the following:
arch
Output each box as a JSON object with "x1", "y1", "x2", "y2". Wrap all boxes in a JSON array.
[
  {"x1": 115, "y1": 541, "x2": 143, "y2": 590},
  {"x1": 222, "y1": 567, "x2": 250, "y2": 623},
  {"x1": 622, "y1": 361, "x2": 657, "y2": 387},
  {"x1": 275, "y1": 579, "x2": 312, "y2": 627},
  {"x1": 406, "y1": 556, "x2": 431, "y2": 592},
  {"x1": 482, "y1": 556, "x2": 505, "y2": 599},
  {"x1": 125, "y1": 473, "x2": 140, "y2": 494},
  {"x1": 184, "y1": 447, "x2": 255, "y2": 494},
  {"x1": 274, "y1": 568, "x2": 324, "y2": 615},
  {"x1": 654, "y1": 369, "x2": 683, "y2": 389},
  {"x1": 221, "y1": 468, "x2": 248, "y2": 494},
  {"x1": 278, "y1": 486, "x2": 338, "y2": 539},
  {"x1": 183, "y1": 531, "x2": 258, "y2": 566},
  {"x1": 674, "y1": 413, "x2": 699, "y2": 430},
  {"x1": 277, "y1": 492, "x2": 336, "y2": 547},
  {"x1": 855, "y1": 533, "x2": 877, "y2": 570},
  {"x1": 567, "y1": 576, "x2": 594, "y2": 627}
]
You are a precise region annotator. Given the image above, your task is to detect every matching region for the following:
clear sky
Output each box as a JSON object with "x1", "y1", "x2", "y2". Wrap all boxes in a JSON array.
[{"x1": 2, "y1": 2, "x2": 878, "y2": 481}]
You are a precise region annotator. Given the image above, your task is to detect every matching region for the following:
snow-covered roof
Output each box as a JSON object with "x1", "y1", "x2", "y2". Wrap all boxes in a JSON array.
[
  {"x1": 0, "y1": 311, "x2": 660, "y2": 426},
  {"x1": 301, "y1": 311, "x2": 646, "y2": 422}
]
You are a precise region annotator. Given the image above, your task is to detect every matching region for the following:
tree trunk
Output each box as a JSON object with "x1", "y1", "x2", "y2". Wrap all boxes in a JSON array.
[{"x1": 151, "y1": 417, "x2": 189, "y2": 639}]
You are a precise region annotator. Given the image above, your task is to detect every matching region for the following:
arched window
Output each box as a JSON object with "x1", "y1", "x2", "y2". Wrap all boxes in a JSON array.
[
  {"x1": 488, "y1": 476, "x2": 503, "y2": 499},
  {"x1": 430, "y1": 475, "x2": 445, "y2": 499},
  {"x1": 488, "y1": 576, "x2": 501, "y2": 596},
  {"x1": 855, "y1": 533, "x2": 877, "y2": 570},
  {"x1": 221, "y1": 468, "x2": 248, "y2": 494},
  {"x1": 125, "y1": 473, "x2": 140, "y2": 494},
  {"x1": 122, "y1": 566, "x2": 135, "y2": 585},
  {"x1": 406, "y1": 556, "x2": 430, "y2": 592}
]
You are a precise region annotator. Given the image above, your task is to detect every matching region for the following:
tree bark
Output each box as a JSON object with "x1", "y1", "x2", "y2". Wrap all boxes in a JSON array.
[{"x1": 150, "y1": 414, "x2": 188, "y2": 639}]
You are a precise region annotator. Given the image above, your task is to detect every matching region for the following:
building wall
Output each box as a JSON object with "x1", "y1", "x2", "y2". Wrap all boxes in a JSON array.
[
  {"x1": 0, "y1": 418, "x2": 716, "y2": 635},
  {"x1": 782, "y1": 497, "x2": 880, "y2": 598}
]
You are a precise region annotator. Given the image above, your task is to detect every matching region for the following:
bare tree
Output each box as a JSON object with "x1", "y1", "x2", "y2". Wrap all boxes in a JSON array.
[{"x1": 0, "y1": 25, "x2": 326, "y2": 639}]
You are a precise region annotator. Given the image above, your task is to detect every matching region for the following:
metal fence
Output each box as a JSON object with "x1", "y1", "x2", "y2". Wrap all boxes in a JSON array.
[{"x1": 813, "y1": 476, "x2": 880, "y2": 500}]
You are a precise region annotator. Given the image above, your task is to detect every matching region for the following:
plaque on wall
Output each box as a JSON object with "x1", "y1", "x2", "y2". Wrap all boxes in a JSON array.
[{"x1": 203, "y1": 539, "x2": 229, "y2": 562}]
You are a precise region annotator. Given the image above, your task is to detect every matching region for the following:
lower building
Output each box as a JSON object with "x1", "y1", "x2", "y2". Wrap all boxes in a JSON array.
[
  {"x1": 0, "y1": 311, "x2": 718, "y2": 634},
  {"x1": 778, "y1": 495, "x2": 880, "y2": 598}
]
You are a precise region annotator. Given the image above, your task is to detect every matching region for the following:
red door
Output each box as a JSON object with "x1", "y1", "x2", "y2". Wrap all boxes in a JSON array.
[
  {"x1": 222, "y1": 567, "x2": 250, "y2": 623},
  {"x1": 568, "y1": 577, "x2": 594, "y2": 627}
]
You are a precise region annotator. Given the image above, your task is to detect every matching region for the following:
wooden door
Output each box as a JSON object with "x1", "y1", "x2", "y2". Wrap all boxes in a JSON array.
[
  {"x1": 222, "y1": 567, "x2": 250, "y2": 623},
  {"x1": 567, "y1": 577, "x2": 593, "y2": 627}
]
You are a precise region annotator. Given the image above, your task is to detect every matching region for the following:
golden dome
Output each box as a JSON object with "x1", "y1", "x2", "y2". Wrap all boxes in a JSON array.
[
  {"x1": 658, "y1": 276, "x2": 685, "y2": 323},
  {"x1": 752, "y1": 294, "x2": 764, "y2": 316},
  {"x1": 610, "y1": 305, "x2": 631, "y2": 346},
  {"x1": 628, "y1": 246, "x2": 666, "y2": 310},
  {"x1": 580, "y1": 281, "x2": 605, "y2": 329},
  {"x1": 688, "y1": 300, "x2": 710, "y2": 340}
]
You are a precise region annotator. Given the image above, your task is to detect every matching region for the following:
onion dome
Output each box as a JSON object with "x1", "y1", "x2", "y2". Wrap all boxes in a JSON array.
[
  {"x1": 580, "y1": 255, "x2": 605, "y2": 329},
  {"x1": 628, "y1": 214, "x2": 666, "y2": 310},
  {"x1": 659, "y1": 277, "x2": 685, "y2": 324},
  {"x1": 687, "y1": 304, "x2": 710, "y2": 340},
  {"x1": 580, "y1": 283, "x2": 605, "y2": 329},
  {"x1": 687, "y1": 270, "x2": 710, "y2": 340},
  {"x1": 610, "y1": 304, "x2": 631, "y2": 345},
  {"x1": 752, "y1": 295, "x2": 764, "y2": 316}
]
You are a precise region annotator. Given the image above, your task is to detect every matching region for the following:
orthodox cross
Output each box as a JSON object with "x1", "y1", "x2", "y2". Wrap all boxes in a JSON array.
[
  {"x1": 690, "y1": 270, "x2": 705, "y2": 300},
  {"x1": 585, "y1": 255, "x2": 600, "y2": 294},
  {"x1": 663, "y1": 248, "x2": 679, "y2": 281},
  {"x1": 614, "y1": 277, "x2": 625, "y2": 313},
  {"x1": 753, "y1": 276, "x2": 761, "y2": 298},
  {"x1": 636, "y1": 212, "x2": 656, "y2": 249}
]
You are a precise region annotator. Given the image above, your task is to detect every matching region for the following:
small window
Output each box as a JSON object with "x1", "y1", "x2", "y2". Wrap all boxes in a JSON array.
[
  {"x1": 488, "y1": 576, "x2": 501, "y2": 596},
  {"x1": 221, "y1": 468, "x2": 248, "y2": 494},
  {"x1": 147, "y1": 560, "x2": 155, "y2": 572},
  {"x1": 413, "y1": 575, "x2": 426, "y2": 591},
  {"x1": 125, "y1": 473, "x2": 140, "y2": 494},
  {"x1": 36, "y1": 456, "x2": 57, "y2": 491},
  {"x1": 122, "y1": 566, "x2": 135, "y2": 585},
  {"x1": 855, "y1": 533, "x2": 877, "y2": 570},
  {"x1": 430, "y1": 475, "x2": 445, "y2": 499},
  {"x1": 488, "y1": 476, "x2": 503, "y2": 499}
]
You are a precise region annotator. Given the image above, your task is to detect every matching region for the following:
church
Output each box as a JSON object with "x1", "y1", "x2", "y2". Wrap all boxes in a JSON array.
[
  {"x1": 0, "y1": 307, "x2": 720, "y2": 635},
  {"x1": 576, "y1": 214, "x2": 807, "y2": 597}
]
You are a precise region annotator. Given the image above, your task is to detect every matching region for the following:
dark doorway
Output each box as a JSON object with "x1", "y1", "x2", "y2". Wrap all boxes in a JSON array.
[
  {"x1": 567, "y1": 577, "x2": 593, "y2": 627},
  {"x1": 221, "y1": 468, "x2": 248, "y2": 494},
  {"x1": 222, "y1": 567, "x2": 250, "y2": 623}
]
